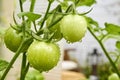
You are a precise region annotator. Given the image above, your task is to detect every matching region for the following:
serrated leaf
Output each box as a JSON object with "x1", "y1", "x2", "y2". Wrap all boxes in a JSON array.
[
  {"x1": 0, "y1": 59, "x2": 9, "y2": 71},
  {"x1": 116, "y1": 41, "x2": 120, "y2": 49},
  {"x1": 105, "y1": 23, "x2": 120, "y2": 35},
  {"x1": 17, "y1": 12, "x2": 41, "y2": 21}
]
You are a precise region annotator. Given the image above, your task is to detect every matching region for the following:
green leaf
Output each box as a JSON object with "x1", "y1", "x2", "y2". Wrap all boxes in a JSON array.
[
  {"x1": 116, "y1": 41, "x2": 120, "y2": 49},
  {"x1": 76, "y1": 0, "x2": 96, "y2": 7},
  {"x1": 17, "y1": 12, "x2": 41, "y2": 21},
  {"x1": 102, "y1": 34, "x2": 120, "y2": 43},
  {"x1": 0, "y1": 59, "x2": 9, "y2": 71},
  {"x1": 85, "y1": 16, "x2": 99, "y2": 27},
  {"x1": 105, "y1": 23, "x2": 120, "y2": 35}
]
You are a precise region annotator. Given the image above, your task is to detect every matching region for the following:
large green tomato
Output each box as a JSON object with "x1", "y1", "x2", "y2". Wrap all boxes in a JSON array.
[
  {"x1": 108, "y1": 73, "x2": 120, "y2": 80},
  {"x1": 60, "y1": 14, "x2": 87, "y2": 42},
  {"x1": 4, "y1": 27, "x2": 23, "y2": 52},
  {"x1": 27, "y1": 40, "x2": 60, "y2": 72}
]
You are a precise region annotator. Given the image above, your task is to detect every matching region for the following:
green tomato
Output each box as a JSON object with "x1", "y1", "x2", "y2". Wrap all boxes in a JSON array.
[
  {"x1": 4, "y1": 27, "x2": 23, "y2": 52},
  {"x1": 46, "y1": 14, "x2": 63, "y2": 41},
  {"x1": 108, "y1": 73, "x2": 120, "y2": 80},
  {"x1": 60, "y1": 14, "x2": 87, "y2": 43},
  {"x1": 25, "y1": 69, "x2": 44, "y2": 80},
  {"x1": 17, "y1": 69, "x2": 44, "y2": 80},
  {"x1": 27, "y1": 40, "x2": 60, "y2": 72}
]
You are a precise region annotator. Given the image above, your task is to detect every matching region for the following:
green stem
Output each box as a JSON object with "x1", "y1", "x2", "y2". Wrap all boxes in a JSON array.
[
  {"x1": 24, "y1": 63, "x2": 30, "y2": 76},
  {"x1": 33, "y1": 21, "x2": 37, "y2": 32},
  {"x1": 88, "y1": 27, "x2": 120, "y2": 77},
  {"x1": 19, "y1": 0, "x2": 26, "y2": 38},
  {"x1": 19, "y1": 0, "x2": 25, "y2": 21},
  {"x1": 20, "y1": 52, "x2": 26, "y2": 80},
  {"x1": 40, "y1": 2, "x2": 52, "y2": 29},
  {"x1": 0, "y1": 40, "x2": 25, "y2": 80},
  {"x1": 20, "y1": 63, "x2": 30, "y2": 80},
  {"x1": 65, "y1": 4, "x2": 74, "y2": 13},
  {"x1": 29, "y1": 0, "x2": 37, "y2": 32},
  {"x1": 29, "y1": 0, "x2": 36, "y2": 12}
]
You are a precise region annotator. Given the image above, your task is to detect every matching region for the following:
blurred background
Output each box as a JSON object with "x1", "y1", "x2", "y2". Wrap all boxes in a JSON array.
[{"x1": 0, "y1": 0, "x2": 120, "y2": 80}]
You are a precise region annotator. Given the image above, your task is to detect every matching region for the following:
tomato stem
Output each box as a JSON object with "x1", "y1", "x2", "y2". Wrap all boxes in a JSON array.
[
  {"x1": 20, "y1": 52, "x2": 27, "y2": 80},
  {"x1": 0, "y1": 40, "x2": 26, "y2": 80},
  {"x1": 20, "y1": 62, "x2": 30, "y2": 80},
  {"x1": 29, "y1": 0, "x2": 36, "y2": 12},
  {"x1": 39, "y1": 1, "x2": 52, "y2": 29},
  {"x1": 88, "y1": 27, "x2": 120, "y2": 77},
  {"x1": 19, "y1": 0, "x2": 25, "y2": 21}
]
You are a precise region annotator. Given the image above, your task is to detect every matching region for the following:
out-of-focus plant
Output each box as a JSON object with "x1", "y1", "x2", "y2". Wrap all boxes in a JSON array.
[{"x1": 87, "y1": 17, "x2": 120, "y2": 78}]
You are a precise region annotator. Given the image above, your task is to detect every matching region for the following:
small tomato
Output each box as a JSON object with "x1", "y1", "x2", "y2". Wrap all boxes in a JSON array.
[
  {"x1": 60, "y1": 14, "x2": 87, "y2": 42},
  {"x1": 4, "y1": 27, "x2": 23, "y2": 52}
]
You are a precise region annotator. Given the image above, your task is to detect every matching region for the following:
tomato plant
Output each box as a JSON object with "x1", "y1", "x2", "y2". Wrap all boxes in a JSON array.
[
  {"x1": 0, "y1": 0, "x2": 120, "y2": 80},
  {"x1": 60, "y1": 14, "x2": 87, "y2": 42},
  {"x1": 27, "y1": 40, "x2": 60, "y2": 72}
]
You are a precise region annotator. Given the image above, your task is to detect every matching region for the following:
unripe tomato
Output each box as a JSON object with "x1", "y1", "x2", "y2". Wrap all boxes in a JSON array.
[
  {"x1": 17, "y1": 69, "x2": 44, "y2": 80},
  {"x1": 4, "y1": 27, "x2": 23, "y2": 52},
  {"x1": 27, "y1": 40, "x2": 60, "y2": 72},
  {"x1": 60, "y1": 14, "x2": 87, "y2": 42},
  {"x1": 108, "y1": 73, "x2": 120, "y2": 80},
  {"x1": 25, "y1": 69, "x2": 44, "y2": 80}
]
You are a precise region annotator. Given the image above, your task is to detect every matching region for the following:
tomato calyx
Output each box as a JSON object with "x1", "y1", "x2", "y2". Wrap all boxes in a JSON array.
[{"x1": 10, "y1": 24, "x2": 22, "y2": 33}]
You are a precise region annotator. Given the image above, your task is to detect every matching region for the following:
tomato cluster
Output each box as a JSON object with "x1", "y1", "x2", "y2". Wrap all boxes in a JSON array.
[
  {"x1": 4, "y1": 14, "x2": 87, "y2": 72},
  {"x1": 46, "y1": 14, "x2": 87, "y2": 43}
]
